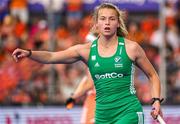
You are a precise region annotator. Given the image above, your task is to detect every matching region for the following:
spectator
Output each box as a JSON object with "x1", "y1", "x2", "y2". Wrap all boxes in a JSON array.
[{"x1": 9, "y1": 0, "x2": 29, "y2": 24}]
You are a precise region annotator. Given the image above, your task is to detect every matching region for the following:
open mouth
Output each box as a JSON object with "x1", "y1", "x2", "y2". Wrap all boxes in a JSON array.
[{"x1": 104, "y1": 27, "x2": 110, "y2": 31}]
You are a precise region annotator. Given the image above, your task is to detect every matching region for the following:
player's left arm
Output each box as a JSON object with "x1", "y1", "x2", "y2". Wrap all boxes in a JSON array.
[
  {"x1": 135, "y1": 44, "x2": 160, "y2": 99},
  {"x1": 134, "y1": 43, "x2": 162, "y2": 119}
]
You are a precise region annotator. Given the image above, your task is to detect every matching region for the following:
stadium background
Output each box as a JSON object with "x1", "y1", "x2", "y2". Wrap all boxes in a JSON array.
[{"x1": 0, "y1": 0, "x2": 179, "y2": 123}]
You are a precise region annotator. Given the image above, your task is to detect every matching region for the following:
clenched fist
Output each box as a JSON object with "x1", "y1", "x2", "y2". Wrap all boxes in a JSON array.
[{"x1": 12, "y1": 48, "x2": 31, "y2": 62}]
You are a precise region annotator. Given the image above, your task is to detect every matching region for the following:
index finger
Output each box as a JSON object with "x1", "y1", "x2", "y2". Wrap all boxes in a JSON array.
[
  {"x1": 12, "y1": 48, "x2": 18, "y2": 56},
  {"x1": 12, "y1": 54, "x2": 18, "y2": 62}
]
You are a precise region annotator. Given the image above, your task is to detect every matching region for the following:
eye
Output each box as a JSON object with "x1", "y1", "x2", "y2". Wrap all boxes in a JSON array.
[
  {"x1": 99, "y1": 17, "x2": 105, "y2": 20},
  {"x1": 110, "y1": 17, "x2": 116, "y2": 21}
]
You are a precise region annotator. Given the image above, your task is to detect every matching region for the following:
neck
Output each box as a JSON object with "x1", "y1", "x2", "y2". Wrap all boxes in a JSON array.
[{"x1": 98, "y1": 35, "x2": 118, "y2": 48}]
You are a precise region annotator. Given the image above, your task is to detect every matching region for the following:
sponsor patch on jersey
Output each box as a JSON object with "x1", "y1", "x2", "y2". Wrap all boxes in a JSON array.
[{"x1": 95, "y1": 72, "x2": 124, "y2": 80}]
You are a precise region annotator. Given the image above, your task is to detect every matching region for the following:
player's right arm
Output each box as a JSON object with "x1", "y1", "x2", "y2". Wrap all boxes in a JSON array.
[{"x1": 12, "y1": 44, "x2": 88, "y2": 64}]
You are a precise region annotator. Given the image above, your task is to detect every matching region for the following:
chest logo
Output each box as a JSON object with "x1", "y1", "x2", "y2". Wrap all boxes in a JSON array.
[
  {"x1": 114, "y1": 56, "x2": 121, "y2": 63},
  {"x1": 114, "y1": 56, "x2": 123, "y2": 68}
]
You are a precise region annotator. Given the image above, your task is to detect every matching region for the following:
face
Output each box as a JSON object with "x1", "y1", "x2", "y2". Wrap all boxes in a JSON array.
[{"x1": 96, "y1": 8, "x2": 120, "y2": 37}]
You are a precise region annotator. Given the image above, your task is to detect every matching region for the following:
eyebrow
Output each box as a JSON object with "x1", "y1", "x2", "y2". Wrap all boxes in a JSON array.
[{"x1": 99, "y1": 16, "x2": 117, "y2": 18}]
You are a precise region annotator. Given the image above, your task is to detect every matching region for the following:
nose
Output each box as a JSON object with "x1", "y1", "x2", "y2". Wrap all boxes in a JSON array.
[{"x1": 105, "y1": 19, "x2": 110, "y2": 25}]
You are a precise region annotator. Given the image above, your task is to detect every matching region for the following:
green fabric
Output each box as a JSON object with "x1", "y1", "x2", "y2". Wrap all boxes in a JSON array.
[{"x1": 88, "y1": 37, "x2": 144, "y2": 124}]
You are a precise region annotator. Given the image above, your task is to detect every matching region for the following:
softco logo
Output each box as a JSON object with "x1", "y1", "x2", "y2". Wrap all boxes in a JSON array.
[{"x1": 95, "y1": 72, "x2": 124, "y2": 80}]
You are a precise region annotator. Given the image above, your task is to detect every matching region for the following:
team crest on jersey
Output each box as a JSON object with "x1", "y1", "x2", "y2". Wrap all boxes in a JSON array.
[
  {"x1": 114, "y1": 56, "x2": 121, "y2": 62},
  {"x1": 114, "y1": 56, "x2": 123, "y2": 68}
]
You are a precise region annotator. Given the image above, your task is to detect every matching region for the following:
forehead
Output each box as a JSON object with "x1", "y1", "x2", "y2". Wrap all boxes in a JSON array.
[{"x1": 98, "y1": 8, "x2": 118, "y2": 17}]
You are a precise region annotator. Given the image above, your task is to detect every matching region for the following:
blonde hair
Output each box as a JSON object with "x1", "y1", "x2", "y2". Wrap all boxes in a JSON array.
[{"x1": 92, "y1": 3, "x2": 128, "y2": 37}]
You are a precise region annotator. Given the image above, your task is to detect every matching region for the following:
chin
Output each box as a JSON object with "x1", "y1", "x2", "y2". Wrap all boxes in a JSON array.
[{"x1": 103, "y1": 33, "x2": 114, "y2": 37}]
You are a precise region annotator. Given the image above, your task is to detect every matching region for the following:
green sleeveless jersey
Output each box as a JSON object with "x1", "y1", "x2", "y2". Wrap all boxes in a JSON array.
[{"x1": 88, "y1": 37, "x2": 143, "y2": 123}]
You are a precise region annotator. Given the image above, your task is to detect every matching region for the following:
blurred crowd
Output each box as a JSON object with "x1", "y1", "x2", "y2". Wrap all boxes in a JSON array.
[{"x1": 0, "y1": 0, "x2": 179, "y2": 106}]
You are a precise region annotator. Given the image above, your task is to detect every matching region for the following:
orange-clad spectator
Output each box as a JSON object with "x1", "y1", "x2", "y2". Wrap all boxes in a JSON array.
[
  {"x1": 65, "y1": 0, "x2": 83, "y2": 32},
  {"x1": 9, "y1": 0, "x2": 28, "y2": 24},
  {"x1": 56, "y1": 26, "x2": 70, "y2": 40},
  {"x1": 14, "y1": 17, "x2": 27, "y2": 40},
  {"x1": 18, "y1": 59, "x2": 43, "y2": 81},
  {"x1": 0, "y1": 62, "x2": 20, "y2": 102},
  {"x1": 11, "y1": 89, "x2": 31, "y2": 104},
  {"x1": 166, "y1": 17, "x2": 175, "y2": 28},
  {"x1": 66, "y1": 0, "x2": 82, "y2": 12},
  {"x1": 78, "y1": 15, "x2": 93, "y2": 42},
  {"x1": 126, "y1": 22, "x2": 144, "y2": 44},
  {"x1": 140, "y1": 16, "x2": 157, "y2": 41}
]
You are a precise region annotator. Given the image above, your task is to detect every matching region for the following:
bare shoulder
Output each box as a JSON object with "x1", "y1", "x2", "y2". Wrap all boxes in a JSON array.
[
  {"x1": 124, "y1": 39, "x2": 144, "y2": 61},
  {"x1": 75, "y1": 42, "x2": 92, "y2": 53},
  {"x1": 71, "y1": 42, "x2": 92, "y2": 62},
  {"x1": 125, "y1": 39, "x2": 140, "y2": 50},
  {"x1": 69, "y1": 42, "x2": 91, "y2": 50}
]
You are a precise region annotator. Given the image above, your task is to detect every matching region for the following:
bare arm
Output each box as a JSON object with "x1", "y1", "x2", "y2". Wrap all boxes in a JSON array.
[
  {"x1": 135, "y1": 46, "x2": 161, "y2": 98},
  {"x1": 133, "y1": 42, "x2": 162, "y2": 119},
  {"x1": 12, "y1": 44, "x2": 87, "y2": 64},
  {"x1": 72, "y1": 71, "x2": 94, "y2": 99},
  {"x1": 134, "y1": 44, "x2": 160, "y2": 99}
]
